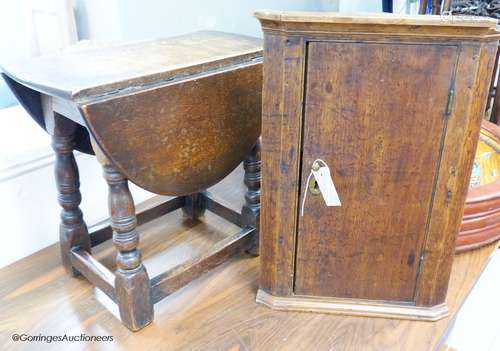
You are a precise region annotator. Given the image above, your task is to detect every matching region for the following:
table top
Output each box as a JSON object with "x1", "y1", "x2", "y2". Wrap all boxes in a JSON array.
[{"x1": 1, "y1": 31, "x2": 262, "y2": 101}]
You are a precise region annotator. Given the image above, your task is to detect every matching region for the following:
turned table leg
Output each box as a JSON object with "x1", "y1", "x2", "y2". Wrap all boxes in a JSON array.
[
  {"x1": 96, "y1": 150, "x2": 154, "y2": 330},
  {"x1": 51, "y1": 114, "x2": 91, "y2": 276},
  {"x1": 241, "y1": 139, "x2": 261, "y2": 256},
  {"x1": 182, "y1": 193, "x2": 206, "y2": 221}
]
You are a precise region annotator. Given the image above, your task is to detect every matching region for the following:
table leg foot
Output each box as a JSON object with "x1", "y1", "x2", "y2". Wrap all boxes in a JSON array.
[{"x1": 115, "y1": 266, "x2": 154, "y2": 331}]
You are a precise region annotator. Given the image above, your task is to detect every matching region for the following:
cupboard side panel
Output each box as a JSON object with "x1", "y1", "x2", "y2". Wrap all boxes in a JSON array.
[
  {"x1": 416, "y1": 42, "x2": 498, "y2": 306},
  {"x1": 259, "y1": 33, "x2": 306, "y2": 296}
]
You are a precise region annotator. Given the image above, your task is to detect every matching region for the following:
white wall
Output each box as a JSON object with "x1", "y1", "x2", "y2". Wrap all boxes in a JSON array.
[
  {"x1": 73, "y1": 0, "x2": 121, "y2": 41},
  {"x1": 0, "y1": 0, "x2": 32, "y2": 108},
  {"x1": 75, "y1": 0, "x2": 324, "y2": 40},
  {"x1": 339, "y1": 0, "x2": 382, "y2": 12}
]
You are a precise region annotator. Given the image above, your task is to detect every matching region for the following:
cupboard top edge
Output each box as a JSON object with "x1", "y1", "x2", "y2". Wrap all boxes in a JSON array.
[{"x1": 255, "y1": 10, "x2": 500, "y2": 40}]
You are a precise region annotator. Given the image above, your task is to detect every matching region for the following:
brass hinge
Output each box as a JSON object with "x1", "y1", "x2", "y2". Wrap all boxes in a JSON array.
[{"x1": 446, "y1": 88, "x2": 455, "y2": 117}]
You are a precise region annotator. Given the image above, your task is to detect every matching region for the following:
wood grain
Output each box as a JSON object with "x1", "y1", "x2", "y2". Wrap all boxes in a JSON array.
[
  {"x1": 2, "y1": 32, "x2": 263, "y2": 330},
  {"x1": 259, "y1": 33, "x2": 306, "y2": 297},
  {"x1": 1, "y1": 31, "x2": 262, "y2": 100},
  {"x1": 88, "y1": 195, "x2": 185, "y2": 247},
  {"x1": 256, "y1": 290, "x2": 449, "y2": 321},
  {"x1": 48, "y1": 110, "x2": 91, "y2": 276},
  {"x1": 254, "y1": 11, "x2": 500, "y2": 42},
  {"x1": 0, "y1": 167, "x2": 497, "y2": 351},
  {"x1": 415, "y1": 42, "x2": 498, "y2": 306},
  {"x1": 100, "y1": 155, "x2": 154, "y2": 331},
  {"x1": 254, "y1": 10, "x2": 498, "y2": 28},
  {"x1": 70, "y1": 248, "x2": 116, "y2": 301},
  {"x1": 256, "y1": 12, "x2": 500, "y2": 315},
  {"x1": 82, "y1": 61, "x2": 262, "y2": 195},
  {"x1": 295, "y1": 41, "x2": 457, "y2": 301},
  {"x1": 1, "y1": 31, "x2": 263, "y2": 167},
  {"x1": 150, "y1": 226, "x2": 254, "y2": 303}
]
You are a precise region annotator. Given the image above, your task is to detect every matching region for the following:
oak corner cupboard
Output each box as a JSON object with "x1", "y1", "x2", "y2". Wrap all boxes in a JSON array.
[{"x1": 255, "y1": 10, "x2": 500, "y2": 321}]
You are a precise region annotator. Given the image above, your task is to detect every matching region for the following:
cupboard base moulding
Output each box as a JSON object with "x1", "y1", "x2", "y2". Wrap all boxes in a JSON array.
[{"x1": 256, "y1": 289, "x2": 449, "y2": 321}]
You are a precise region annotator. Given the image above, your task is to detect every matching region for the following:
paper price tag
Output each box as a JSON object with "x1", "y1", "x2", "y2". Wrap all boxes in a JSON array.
[{"x1": 312, "y1": 165, "x2": 341, "y2": 207}]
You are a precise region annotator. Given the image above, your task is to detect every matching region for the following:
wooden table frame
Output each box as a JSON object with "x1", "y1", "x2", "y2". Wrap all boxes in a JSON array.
[
  {"x1": 49, "y1": 108, "x2": 261, "y2": 331},
  {"x1": 1, "y1": 31, "x2": 263, "y2": 331}
]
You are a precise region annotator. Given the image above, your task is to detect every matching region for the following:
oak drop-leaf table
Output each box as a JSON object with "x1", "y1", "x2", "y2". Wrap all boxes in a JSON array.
[{"x1": 1, "y1": 31, "x2": 263, "y2": 331}]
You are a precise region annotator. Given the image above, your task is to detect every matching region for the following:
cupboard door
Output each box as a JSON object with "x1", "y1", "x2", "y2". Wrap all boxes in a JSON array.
[{"x1": 295, "y1": 42, "x2": 458, "y2": 301}]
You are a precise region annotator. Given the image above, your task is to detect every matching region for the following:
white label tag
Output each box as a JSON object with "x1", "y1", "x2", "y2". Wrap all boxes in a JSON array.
[{"x1": 312, "y1": 165, "x2": 341, "y2": 206}]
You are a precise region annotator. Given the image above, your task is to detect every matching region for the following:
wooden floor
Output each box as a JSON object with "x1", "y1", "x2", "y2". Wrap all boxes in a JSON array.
[{"x1": 0, "y1": 166, "x2": 498, "y2": 351}]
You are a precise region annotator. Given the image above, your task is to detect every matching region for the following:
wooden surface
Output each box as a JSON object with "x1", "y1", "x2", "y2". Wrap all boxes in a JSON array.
[
  {"x1": 415, "y1": 38, "x2": 498, "y2": 307},
  {"x1": 296, "y1": 41, "x2": 456, "y2": 302},
  {"x1": 259, "y1": 33, "x2": 306, "y2": 297},
  {"x1": 257, "y1": 13, "x2": 499, "y2": 313},
  {"x1": 0, "y1": 166, "x2": 498, "y2": 351},
  {"x1": 82, "y1": 60, "x2": 262, "y2": 195},
  {"x1": 2, "y1": 30, "x2": 263, "y2": 195},
  {"x1": 254, "y1": 11, "x2": 500, "y2": 41},
  {"x1": 2, "y1": 30, "x2": 262, "y2": 330},
  {"x1": 256, "y1": 289, "x2": 449, "y2": 321},
  {"x1": 254, "y1": 10, "x2": 498, "y2": 28},
  {"x1": 1, "y1": 31, "x2": 262, "y2": 100}
]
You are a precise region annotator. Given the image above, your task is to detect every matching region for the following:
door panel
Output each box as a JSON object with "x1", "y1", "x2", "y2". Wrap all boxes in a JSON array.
[{"x1": 294, "y1": 42, "x2": 458, "y2": 301}]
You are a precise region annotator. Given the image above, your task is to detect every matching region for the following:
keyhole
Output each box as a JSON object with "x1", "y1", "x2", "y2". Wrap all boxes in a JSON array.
[{"x1": 308, "y1": 177, "x2": 321, "y2": 195}]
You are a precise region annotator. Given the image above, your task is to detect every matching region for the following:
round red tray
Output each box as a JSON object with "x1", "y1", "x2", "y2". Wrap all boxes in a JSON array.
[{"x1": 456, "y1": 120, "x2": 500, "y2": 253}]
